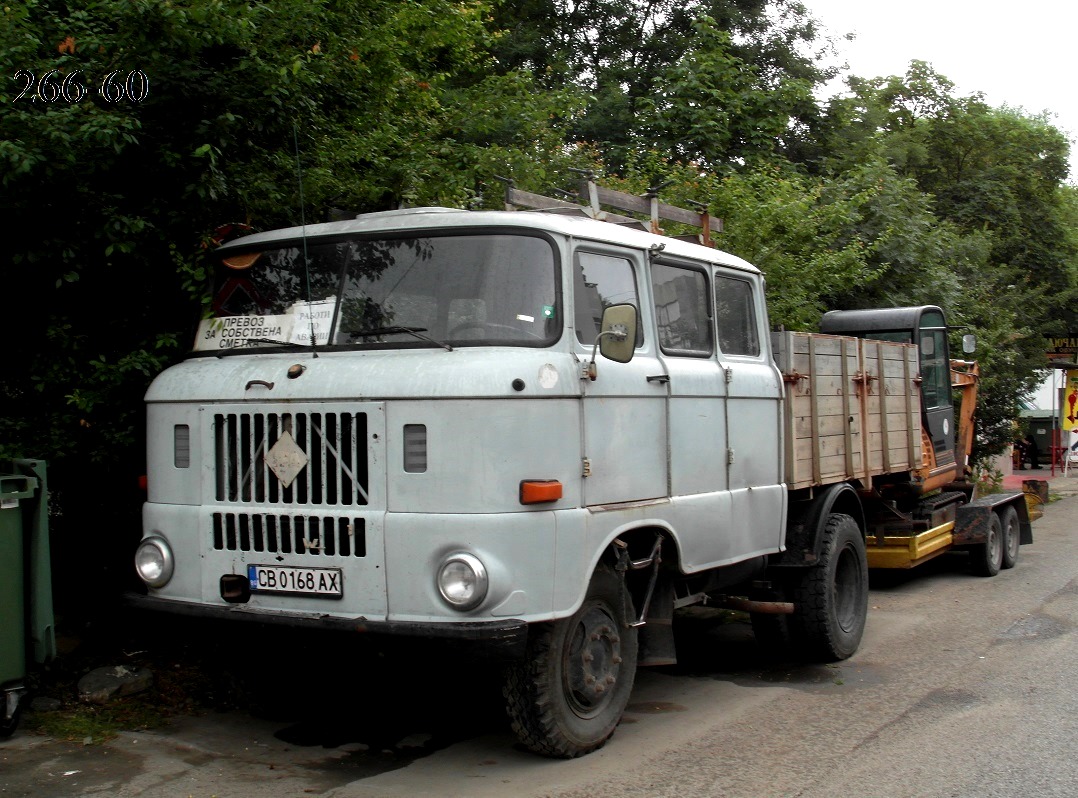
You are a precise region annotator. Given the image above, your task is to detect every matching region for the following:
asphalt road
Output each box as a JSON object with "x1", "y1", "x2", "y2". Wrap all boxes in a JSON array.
[{"x1": 2, "y1": 487, "x2": 1076, "y2": 798}]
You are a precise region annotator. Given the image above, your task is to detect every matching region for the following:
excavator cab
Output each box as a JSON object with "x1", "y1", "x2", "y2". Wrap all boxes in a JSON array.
[{"x1": 821, "y1": 306, "x2": 959, "y2": 486}]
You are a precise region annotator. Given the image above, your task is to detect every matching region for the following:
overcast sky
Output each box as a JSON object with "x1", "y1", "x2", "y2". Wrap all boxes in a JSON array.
[{"x1": 804, "y1": 0, "x2": 1078, "y2": 181}]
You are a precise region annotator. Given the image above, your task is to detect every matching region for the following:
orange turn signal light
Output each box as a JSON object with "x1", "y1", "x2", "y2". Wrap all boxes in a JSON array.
[{"x1": 519, "y1": 480, "x2": 563, "y2": 505}]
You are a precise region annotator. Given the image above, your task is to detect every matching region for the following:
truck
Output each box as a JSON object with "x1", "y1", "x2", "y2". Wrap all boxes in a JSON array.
[{"x1": 128, "y1": 178, "x2": 1032, "y2": 757}]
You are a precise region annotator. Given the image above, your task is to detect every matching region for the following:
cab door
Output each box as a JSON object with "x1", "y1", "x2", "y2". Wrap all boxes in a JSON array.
[
  {"x1": 649, "y1": 258, "x2": 727, "y2": 499},
  {"x1": 573, "y1": 247, "x2": 668, "y2": 506},
  {"x1": 917, "y1": 308, "x2": 956, "y2": 467},
  {"x1": 649, "y1": 258, "x2": 734, "y2": 569},
  {"x1": 714, "y1": 271, "x2": 786, "y2": 554}
]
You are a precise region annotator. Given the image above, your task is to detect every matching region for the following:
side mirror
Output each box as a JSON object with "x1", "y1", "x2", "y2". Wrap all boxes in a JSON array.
[
  {"x1": 584, "y1": 304, "x2": 637, "y2": 380},
  {"x1": 962, "y1": 334, "x2": 976, "y2": 354},
  {"x1": 598, "y1": 303, "x2": 637, "y2": 364}
]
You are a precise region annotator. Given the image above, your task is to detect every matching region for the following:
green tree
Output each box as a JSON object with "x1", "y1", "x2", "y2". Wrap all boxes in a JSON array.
[
  {"x1": 816, "y1": 62, "x2": 1077, "y2": 457},
  {"x1": 642, "y1": 17, "x2": 817, "y2": 170},
  {"x1": 490, "y1": 0, "x2": 836, "y2": 167}
]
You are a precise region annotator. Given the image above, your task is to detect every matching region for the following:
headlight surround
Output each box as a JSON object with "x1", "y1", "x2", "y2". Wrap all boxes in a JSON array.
[
  {"x1": 436, "y1": 552, "x2": 488, "y2": 611},
  {"x1": 134, "y1": 536, "x2": 174, "y2": 588}
]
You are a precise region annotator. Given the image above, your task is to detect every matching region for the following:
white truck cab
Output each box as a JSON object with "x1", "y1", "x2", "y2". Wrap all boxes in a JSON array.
[{"x1": 131, "y1": 198, "x2": 862, "y2": 758}]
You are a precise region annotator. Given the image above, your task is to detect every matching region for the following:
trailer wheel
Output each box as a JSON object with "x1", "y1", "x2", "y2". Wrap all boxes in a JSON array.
[
  {"x1": 969, "y1": 511, "x2": 1003, "y2": 577},
  {"x1": 502, "y1": 564, "x2": 638, "y2": 758},
  {"x1": 791, "y1": 513, "x2": 868, "y2": 662},
  {"x1": 1000, "y1": 505, "x2": 1021, "y2": 570}
]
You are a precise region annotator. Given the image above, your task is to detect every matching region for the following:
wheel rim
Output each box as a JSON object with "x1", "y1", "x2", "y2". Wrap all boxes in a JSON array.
[
  {"x1": 988, "y1": 521, "x2": 1002, "y2": 563},
  {"x1": 563, "y1": 601, "x2": 623, "y2": 719},
  {"x1": 1004, "y1": 515, "x2": 1019, "y2": 560},
  {"x1": 833, "y1": 542, "x2": 864, "y2": 633}
]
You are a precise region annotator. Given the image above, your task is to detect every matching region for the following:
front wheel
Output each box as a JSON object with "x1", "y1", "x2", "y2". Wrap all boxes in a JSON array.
[
  {"x1": 503, "y1": 564, "x2": 638, "y2": 758},
  {"x1": 791, "y1": 513, "x2": 868, "y2": 662}
]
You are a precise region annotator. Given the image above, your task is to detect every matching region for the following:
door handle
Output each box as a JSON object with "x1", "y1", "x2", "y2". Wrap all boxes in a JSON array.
[{"x1": 646, "y1": 374, "x2": 670, "y2": 384}]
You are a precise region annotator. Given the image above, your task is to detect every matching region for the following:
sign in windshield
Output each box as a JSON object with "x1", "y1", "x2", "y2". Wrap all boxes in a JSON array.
[{"x1": 196, "y1": 298, "x2": 336, "y2": 351}]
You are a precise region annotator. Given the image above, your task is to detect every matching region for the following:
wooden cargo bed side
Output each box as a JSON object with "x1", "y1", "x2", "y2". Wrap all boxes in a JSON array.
[
  {"x1": 860, "y1": 338, "x2": 921, "y2": 476},
  {"x1": 772, "y1": 331, "x2": 922, "y2": 490}
]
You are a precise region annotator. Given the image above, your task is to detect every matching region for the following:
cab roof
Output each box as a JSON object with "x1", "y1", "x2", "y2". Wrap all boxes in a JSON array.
[
  {"x1": 215, "y1": 206, "x2": 761, "y2": 276},
  {"x1": 820, "y1": 305, "x2": 948, "y2": 336}
]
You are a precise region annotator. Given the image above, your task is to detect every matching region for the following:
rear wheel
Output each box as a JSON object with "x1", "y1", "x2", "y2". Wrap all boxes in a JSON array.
[
  {"x1": 970, "y1": 511, "x2": 1003, "y2": 577},
  {"x1": 1000, "y1": 505, "x2": 1021, "y2": 570},
  {"x1": 790, "y1": 513, "x2": 868, "y2": 662},
  {"x1": 503, "y1": 564, "x2": 638, "y2": 758}
]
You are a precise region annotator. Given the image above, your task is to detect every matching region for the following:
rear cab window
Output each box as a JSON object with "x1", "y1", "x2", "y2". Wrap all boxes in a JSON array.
[
  {"x1": 650, "y1": 261, "x2": 712, "y2": 357},
  {"x1": 714, "y1": 273, "x2": 762, "y2": 358}
]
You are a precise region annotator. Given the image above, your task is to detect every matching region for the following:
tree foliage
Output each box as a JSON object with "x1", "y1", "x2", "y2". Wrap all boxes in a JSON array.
[
  {"x1": 814, "y1": 62, "x2": 1077, "y2": 454},
  {"x1": 642, "y1": 17, "x2": 818, "y2": 169},
  {"x1": 489, "y1": 0, "x2": 835, "y2": 167}
]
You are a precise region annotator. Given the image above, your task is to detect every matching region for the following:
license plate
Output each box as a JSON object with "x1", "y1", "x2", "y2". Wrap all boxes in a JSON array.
[{"x1": 247, "y1": 564, "x2": 343, "y2": 597}]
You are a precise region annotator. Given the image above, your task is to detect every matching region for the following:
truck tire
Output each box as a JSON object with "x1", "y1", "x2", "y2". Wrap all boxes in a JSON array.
[
  {"x1": 791, "y1": 513, "x2": 868, "y2": 662},
  {"x1": 502, "y1": 563, "x2": 638, "y2": 758},
  {"x1": 1000, "y1": 505, "x2": 1020, "y2": 570},
  {"x1": 969, "y1": 511, "x2": 1003, "y2": 577}
]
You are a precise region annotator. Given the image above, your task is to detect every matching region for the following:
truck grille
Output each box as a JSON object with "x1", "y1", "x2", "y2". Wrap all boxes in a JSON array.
[
  {"x1": 212, "y1": 512, "x2": 366, "y2": 557},
  {"x1": 213, "y1": 411, "x2": 368, "y2": 506}
]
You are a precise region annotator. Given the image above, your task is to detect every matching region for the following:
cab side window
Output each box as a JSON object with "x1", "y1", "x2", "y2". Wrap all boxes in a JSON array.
[
  {"x1": 651, "y1": 262, "x2": 712, "y2": 356},
  {"x1": 918, "y1": 309, "x2": 952, "y2": 409},
  {"x1": 574, "y1": 252, "x2": 643, "y2": 346},
  {"x1": 715, "y1": 274, "x2": 760, "y2": 356}
]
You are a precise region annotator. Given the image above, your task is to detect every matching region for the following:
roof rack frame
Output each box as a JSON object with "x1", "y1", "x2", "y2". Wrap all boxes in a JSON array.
[{"x1": 495, "y1": 173, "x2": 722, "y2": 248}]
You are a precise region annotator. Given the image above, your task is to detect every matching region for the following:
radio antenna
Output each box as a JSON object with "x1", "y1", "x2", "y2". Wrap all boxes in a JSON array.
[{"x1": 293, "y1": 121, "x2": 318, "y2": 356}]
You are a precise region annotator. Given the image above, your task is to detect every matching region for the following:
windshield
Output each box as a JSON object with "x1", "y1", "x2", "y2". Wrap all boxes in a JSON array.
[{"x1": 194, "y1": 232, "x2": 559, "y2": 353}]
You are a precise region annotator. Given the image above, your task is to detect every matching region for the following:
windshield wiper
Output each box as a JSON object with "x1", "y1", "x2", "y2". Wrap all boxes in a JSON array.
[
  {"x1": 213, "y1": 337, "x2": 299, "y2": 357},
  {"x1": 347, "y1": 326, "x2": 453, "y2": 352},
  {"x1": 243, "y1": 338, "x2": 296, "y2": 347}
]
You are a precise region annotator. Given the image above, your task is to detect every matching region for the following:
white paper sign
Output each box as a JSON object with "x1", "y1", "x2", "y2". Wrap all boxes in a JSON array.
[
  {"x1": 288, "y1": 298, "x2": 336, "y2": 345},
  {"x1": 193, "y1": 298, "x2": 337, "y2": 351}
]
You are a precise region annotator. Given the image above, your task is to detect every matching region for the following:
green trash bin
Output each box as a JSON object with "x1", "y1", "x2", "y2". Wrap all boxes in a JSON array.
[{"x1": 1, "y1": 459, "x2": 55, "y2": 737}]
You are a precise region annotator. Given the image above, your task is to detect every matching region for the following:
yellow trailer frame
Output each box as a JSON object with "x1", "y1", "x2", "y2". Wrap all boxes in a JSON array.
[{"x1": 866, "y1": 521, "x2": 955, "y2": 569}]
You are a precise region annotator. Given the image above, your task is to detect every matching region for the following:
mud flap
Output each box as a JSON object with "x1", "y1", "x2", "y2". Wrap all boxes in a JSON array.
[{"x1": 954, "y1": 493, "x2": 1033, "y2": 546}]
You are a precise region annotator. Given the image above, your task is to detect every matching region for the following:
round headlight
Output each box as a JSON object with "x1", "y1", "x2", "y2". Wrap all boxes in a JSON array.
[
  {"x1": 135, "y1": 536, "x2": 174, "y2": 588},
  {"x1": 436, "y1": 552, "x2": 488, "y2": 610}
]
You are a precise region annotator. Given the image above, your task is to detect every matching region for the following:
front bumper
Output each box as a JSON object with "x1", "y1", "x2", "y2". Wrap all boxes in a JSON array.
[{"x1": 123, "y1": 591, "x2": 528, "y2": 659}]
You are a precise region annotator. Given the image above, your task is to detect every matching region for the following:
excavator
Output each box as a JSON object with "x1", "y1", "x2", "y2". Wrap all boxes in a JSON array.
[{"x1": 820, "y1": 306, "x2": 1034, "y2": 575}]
